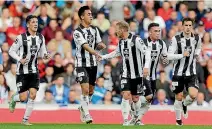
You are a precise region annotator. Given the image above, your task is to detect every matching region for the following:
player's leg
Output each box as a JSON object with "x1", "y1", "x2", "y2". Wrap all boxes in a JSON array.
[
  {"x1": 22, "y1": 73, "x2": 39, "y2": 125},
  {"x1": 76, "y1": 67, "x2": 92, "y2": 124},
  {"x1": 172, "y1": 76, "x2": 184, "y2": 125},
  {"x1": 9, "y1": 74, "x2": 28, "y2": 113},
  {"x1": 182, "y1": 75, "x2": 199, "y2": 119},
  {"x1": 88, "y1": 66, "x2": 97, "y2": 101},
  {"x1": 120, "y1": 78, "x2": 131, "y2": 125}
]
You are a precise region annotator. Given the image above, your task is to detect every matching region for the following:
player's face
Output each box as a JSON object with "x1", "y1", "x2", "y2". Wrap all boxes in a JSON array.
[
  {"x1": 183, "y1": 21, "x2": 193, "y2": 35},
  {"x1": 115, "y1": 26, "x2": 123, "y2": 38},
  {"x1": 149, "y1": 26, "x2": 160, "y2": 40},
  {"x1": 82, "y1": 10, "x2": 93, "y2": 25},
  {"x1": 27, "y1": 18, "x2": 38, "y2": 32}
]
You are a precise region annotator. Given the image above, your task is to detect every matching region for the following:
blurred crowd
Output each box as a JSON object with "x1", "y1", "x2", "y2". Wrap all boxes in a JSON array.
[{"x1": 0, "y1": 0, "x2": 212, "y2": 107}]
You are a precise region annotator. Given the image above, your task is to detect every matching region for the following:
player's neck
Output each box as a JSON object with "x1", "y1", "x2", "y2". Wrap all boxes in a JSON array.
[
  {"x1": 28, "y1": 29, "x2": 36, "y2": 36},
  {"x1": 149, "y1": 37, "x2": 157, "y2": 42},
  {"x1": 81, "y1": 21, "x2": 90, "y2": 28},
  {"x1": 183, "y1": 32, "x2": 191, "y2": 38},
  {"x1": 122, "y1": 32, "x2": 129, "y2": 40}
]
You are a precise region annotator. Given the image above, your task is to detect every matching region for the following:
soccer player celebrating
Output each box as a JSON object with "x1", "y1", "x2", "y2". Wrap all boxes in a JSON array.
[
  {"x1": 100, "y1": 21, "x2": 153, "y2": 126},
  {"x1": 167, "y1": 18, "x2": 202, "y2": 125},
  {"x1": 9, "y1": 15, "x2": 50, "y2": 125},
  {"x1": 130, "y1": 23, "x2": 168, "y2": 125},
  {"x1": 73, "y1": 6, "x2": 106, "y2": 124}
]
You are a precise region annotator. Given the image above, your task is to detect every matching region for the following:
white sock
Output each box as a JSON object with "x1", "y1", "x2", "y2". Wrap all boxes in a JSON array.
[
  {"x1": 23, "y1": 98, "x2": 34, "y2": 121},
  {"x1": 139, "y1": 103, "x2": 150, "y2": 120},
  {"x1": 183, "y1": 95, "x2": 194, "y2": 106},
  {"x1": 132, "y1": 98, "x2": 141, "y2": 117},
  {"x1": 140, "y1": 96, "x2": 148, "y2": 107},
  {"x1": 80, "y1": 95, "x2": 89, "y2": 116},
  {"x1": 13, "y1": 93, "x2": 20, "y2": 102},
  {"x1": 121, "y1": 98, "x2": 130, "y2": 121},
  {"x1": 174, "y1": 100, "x2": 182, "y2": 120}
]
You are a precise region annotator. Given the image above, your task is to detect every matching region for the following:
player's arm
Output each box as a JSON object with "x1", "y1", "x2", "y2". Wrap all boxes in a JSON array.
[
  {"x1": 167, "y1": 36, "x2": 184, "y2": 60},
  {"x1": 38, "y1": 35, "x2": 50, "y2": 60},
  {"x1": 101, "y1": 45, "x2": 121, "y2": 60},
  {"x1": 73, "y1": 31, "x2": 99, "y2": 57},
  {"x1": 9, "y1": 36, "x2": 22, "y2": 62},
  {"x1": 161, "y1": 41, "x2": 169, "y2": 65},
  {"x1": 194, "y1": 35, "x2": 202, "y2": 58},
  {"x1": 95, "y1": 27, "x2": 106, "y2": 51}
]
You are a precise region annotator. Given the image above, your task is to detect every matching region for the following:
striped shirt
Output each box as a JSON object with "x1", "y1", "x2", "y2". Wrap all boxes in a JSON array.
[
  {"x1": 168, "y1": 32, "x2": 202, "y2": 76},
  {"x1": 143, "y1": 37, "x2": 168, "y2": 80},
  {"x1": 73, "y1": 24, "x2": 102, "y2": 67},
  {"x1": 102, "y1": 33, "x2": 151, "y2": 79},
  {"x1": 9, "y1": 31, "x2": 47, "y2": 75}
]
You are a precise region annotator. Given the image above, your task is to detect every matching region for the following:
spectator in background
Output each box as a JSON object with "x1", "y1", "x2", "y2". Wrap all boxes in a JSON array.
[
  {"x1": 123, "y1": 4, "x2": 135, "y2": 22},
  {"x1": 195, "y1": 21, "x2": 205, "y2": 38},
  {"x1": 129, "y1": 20, "x2": 138, "y2": 35},
  {"x1": 62, "y1": 51, "x2": 74, "y2": 66},
  {"x1": 165, "y1": 11, "x2": 177, "y2": 33},
  {"x1": 43, "y1": 90, "x2": 56, "y2": 104},
  {"x1": 69, "y1": 90, "x2": 79, "y2": 104},
  {"x1": 102, "y1": 26, "x2": 119, "y2": 54},
  {"x1": 6, "y1": 16, "x2": 25, "y2": 46},
  {"x1": 103, "y1": 91, "x2": 113, "y2": 105},
  {"x1": 133, "y1": 9, "x2": 144, "y2": 37},
  {"x1": 0, "y1": 0, "x2": 5, "y2": 15},
  {"x1": 191, "y1": 92, "x2": 209, "y2": 107},
  {"x1": 49, "y1": 75, "x2": 69, "y2": 105},
  {"x1": 0, "y1": 7, "x2": 13, "y2": 45},
  {"x1": 157, "y1": 1, "x2": 173, "y2": 22},
  {"x1": 201, "y1": 8, "x2": 212, "y2": 32},
  {"x1": 0, "y1": 74, "x2": 9, "y2": 103},
  {"x1": 21, "y1": 7, "x2": 30, "y2": 28},
  {"x1": 142, "y1": 0, "x2": 155, "y2": 17},
  {"x1": 152, "y1": 89, "x2": 173, "y2": 105},
  {"x1": 92, "y1": 12, "x2": 110, "y2": 33},
  {"x1": 61, "y1": 1, "x2": 76, "y2": 19},
  {"x1": 100, "y1": 64, "x2": 113, "y2": 91},
  {"x1": 202, "y1": 32, "x2": 212, "y2": 62},
  {"x1": 86, "y1": 0, "x2": 98, "y2": 18},
  {"x1": 177, "y1": 2, "x2": 188, "y2": 21},
  {"x1": 5, "y1": 63, "x2": 16, "y2": 95},
  {"x1": 196, "y1": 1, "x2": 206, "y2": 22},
  {"x1": 8, "y1": 1, "x2": 23, "y2": 17},
  {"x1": 110, "y1": 58, "x2": 121, "y2": 94},
  {"x1": 164, "y1": 28, "x2": 177, "y2": 47},
  {"x1": 62, "y1": 63, "x2": 76, "y2": 88},
  {"x1": 143, "y1": 10, "x2": 166, "y2": 38},
  {"x1": 1, "y1": 43, "x2": 9, "y2": 52},
  {"x1": 206, "y1": 75, "x2": 212, "y2": 102},
  {"x1": 40, "y1": 66, "x2": 54, "y2": 84},
  {"x1": 91, "y1": 77, "x2": 107, "y2": 104},
  {"x1": 188, "y1": 10, "x2": 197, "y2": 27},
  {"x1": 2, "y1": 52, "x2": 11, "y2": 73},
  {"x1": 52, "y1": 53, "x2": 65, "y2": 78},
  {"x1": 47, "y1": 30, "x2": 72, "y2": 59},
  {"x1": 38, "y1": 57, "x2": 46, "y2": 79}
]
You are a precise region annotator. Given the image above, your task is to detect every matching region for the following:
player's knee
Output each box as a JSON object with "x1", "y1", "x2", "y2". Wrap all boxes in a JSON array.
[
  {"x1": 145, "y1": 95, "x2": 153, "y2": 102},
  {"x1": 29, "y1": 92, "x2": 36, "y2": 100},
  {"x1": 175, "y1": 92, "x2": 183, "y2": 101},
  {"x1": 19, "y1": 93, "x2": 28, "y2": 101},
  {"x1": 189, "y1": 87, "x2": 198, "y2": 99},
  {"x1": 132, "y1": 95, "x2": 139, "y2": 102}
]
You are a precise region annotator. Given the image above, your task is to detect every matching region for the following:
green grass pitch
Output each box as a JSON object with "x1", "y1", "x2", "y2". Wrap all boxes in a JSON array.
[{"x1": 0, "y1": 124, "x2": 211, "y2": 129}]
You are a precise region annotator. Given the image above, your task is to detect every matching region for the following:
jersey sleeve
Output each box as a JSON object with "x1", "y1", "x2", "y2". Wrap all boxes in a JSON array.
[
  {"x1": 195, "y1": 35, "x2": 202, "y2": 55},
  {"x1": 73, "y1": 30, "x2": 87, "y2": 46},
  {"x1": 161, "y1": 40, "x2": 168, "y2": 56},
  {"x1": 9, "y1": 35, "x2": 22, "y2": 62},
  {"x1": 135, "y1": 37, "x2": 144, "y2": 52},
  {"x1": 38, "y1": 35, "x2": 48, "y2": 58},
  {"x1": 96, "y1": 27, "x2": 102, "y2": 44},
  {"x1": 167, "y1": 36, "x2": 184, "y2": 60}
]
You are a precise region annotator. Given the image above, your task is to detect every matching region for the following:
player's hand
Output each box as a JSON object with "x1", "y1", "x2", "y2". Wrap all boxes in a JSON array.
[
  {"x1": 183, "y1": 50, "x2": 190, "y2": 57},
  {"x1": 195, "y1": 55, "x2": 200, "y2": 62},
  {"x1": 97, "y1": 55, "x2": 103, "y2": 62},
  {"x1": 143, "y1": 68, "x2": 149, "y2": 78},
  {"x1": 0, "y1": 64, "x2": 3, "y2": 72},
  {"x1": 20, "y1": 58, "x2": 29, "y2": 65},
  {"x1": 43, "y1": 53, "x2": 51, "y2": 60},
  {"x1": 161, "y1": 55, "x2": 169, "y2": 65},
  {"x1": 96, "y1": 43, "x2": 106, "y2": 50}
]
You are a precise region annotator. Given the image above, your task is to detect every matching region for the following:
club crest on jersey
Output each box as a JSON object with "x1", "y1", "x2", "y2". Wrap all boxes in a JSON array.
[
  {"x1": 192, "y1": 40, "x2": 197, "y2": 44},
  {"x1": 158, "y1": 44, "x2": 162, "y2": 49},
  {"x1": 74, "y1": 33, "x2": 80, "y2": 39},
  {"x1": 15, "y1": 38, "x2": 19, "y2": 44},
  {"x1": 38, "y1": 39, "x2": 42, "y2": 44},
  {"x1": 130, "y1": 42, "x2": 134, "y2": 46}
]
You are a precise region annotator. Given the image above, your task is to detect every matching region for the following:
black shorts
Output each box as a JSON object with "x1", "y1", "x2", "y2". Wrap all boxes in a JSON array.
[
  {"x1": 120, "y1": 77, "x2": 152, "y2": 96},
  {"x1": 16, "y1": 73, "x2": 40, "y2": 93},
  {"x1": 150, "y1": 79, "x2": 156, "y2": 96},
  {"x1": 75, "y1": 66, "x2": 97, "y2": 86},
  {"x1": 171, "y1": 75, "x2": 199, "y2": 94}
]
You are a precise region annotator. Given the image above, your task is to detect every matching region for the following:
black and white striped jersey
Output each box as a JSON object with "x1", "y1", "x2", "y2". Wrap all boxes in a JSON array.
[
  {"x1": 168, "y1": 32, "x2": 202, "y2": 76},
  {"x1": 73, "y1": 24, "x2": 102, "y2": 67},
  {"x1": 9, "y1": 31, "x2": 47, "y2": 75},
  {"x1": 102, "y1": 33, "x2": 151, "y2": 79},
  {"x1": 143, "y1": 37, "x2": 168, "y2": 80}
]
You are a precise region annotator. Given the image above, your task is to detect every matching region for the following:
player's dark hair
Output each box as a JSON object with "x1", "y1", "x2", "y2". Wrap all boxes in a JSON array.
[
  {"x1": 148, "y1": 23, "x2": 159, "y2": 31},
  {"x1": 182, "y1": 18, "x2": 194, "y2": 25},
  {"x1": 26, "y1": 15, "x2": 37, "y2": 24},
  {"x1": 78, "y1": 6, "x2": 90, "y2": 20}
]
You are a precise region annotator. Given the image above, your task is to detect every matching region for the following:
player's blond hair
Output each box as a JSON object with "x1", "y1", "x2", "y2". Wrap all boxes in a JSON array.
[{"x1": 116, "y1": 21, "x2": 129, "y2": 31}]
